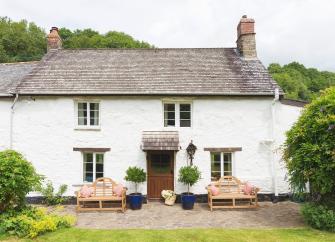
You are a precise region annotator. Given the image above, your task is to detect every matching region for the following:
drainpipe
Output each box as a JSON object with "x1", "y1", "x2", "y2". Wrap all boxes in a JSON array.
[
  {"x1": 9, "y1": 93, "x2": 19, "y2": 149},
  {"x1": 271, "y1": 88, "x2": 279, "y2": 197}
]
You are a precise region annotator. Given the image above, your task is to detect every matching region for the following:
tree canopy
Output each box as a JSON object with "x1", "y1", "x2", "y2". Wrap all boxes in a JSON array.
[
  {"x1": 283, "y1": 87, "x2": 335, "y2": 207},
  {"x1": 0, "y1": 17, "x2": 153, "y2": 63},
  {"x1": 268, "y1": 62, "x2": 335, "y2": 101},
  {"x1": 0, "y1": 17, "x2": 46, "y2": 62},
  {"x1": 58, "y1": 28, "x2": 153, "y2": 49}
]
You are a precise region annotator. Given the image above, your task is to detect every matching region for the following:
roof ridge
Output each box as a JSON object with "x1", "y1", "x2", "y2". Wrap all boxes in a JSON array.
[{"x1": 58, "y1": 47, "x2": 237, "y2": 51}]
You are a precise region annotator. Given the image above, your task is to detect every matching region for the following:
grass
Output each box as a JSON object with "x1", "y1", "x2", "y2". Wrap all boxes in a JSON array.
[{"x1": 0, "y1": 228, "x2": 334, "y2": 242}]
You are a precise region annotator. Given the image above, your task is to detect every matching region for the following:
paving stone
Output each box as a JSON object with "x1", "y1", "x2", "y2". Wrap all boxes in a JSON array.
[{"x1": 61, "y1": 201, "x2": 304, "y2": 229}]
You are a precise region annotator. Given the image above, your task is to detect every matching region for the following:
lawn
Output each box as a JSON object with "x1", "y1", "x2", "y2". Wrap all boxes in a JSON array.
[{"x1": 0, "y1": 228, "x2": 334, "y2": 242}]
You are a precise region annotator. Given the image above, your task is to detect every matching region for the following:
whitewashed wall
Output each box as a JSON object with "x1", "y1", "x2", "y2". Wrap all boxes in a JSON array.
[
  {"x1": 0, "y1": 99, "x2": 11, "y2": 151},
  {"x1": 5, "y1": 96, "x2": 302, "y2": 196}
]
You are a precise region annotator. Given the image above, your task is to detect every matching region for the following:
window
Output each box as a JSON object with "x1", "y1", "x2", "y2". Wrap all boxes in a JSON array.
[
  {"x1": 164, "y1": 104, "x2": 175, "y2": 127},
  {"x1": 180, "y1": 104, "x2": 191, "y2": 127},
  {"x1": 83, "y1": 153, "x2": 104, "y2": 182},
  {"x1": 163, "y1": 103, "x2": 191, "y2": 127},
  {"x1": 77, "y1": 102, "x2": 100, "y2": 127},
  {"x1": 210, "y1": 152, "x2": 232, "y2": 181}
]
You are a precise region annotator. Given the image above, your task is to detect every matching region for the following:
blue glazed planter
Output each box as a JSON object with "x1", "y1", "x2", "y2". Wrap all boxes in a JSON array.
[
  {"x1": 129, "y1": 193, "x2": 143, "y2": 210},
  {"x1": 181, "y1": 193, "x2": 196, "y2": 210}
]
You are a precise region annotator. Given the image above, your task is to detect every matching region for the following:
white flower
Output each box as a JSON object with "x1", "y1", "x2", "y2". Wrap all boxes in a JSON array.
[{"x1": 161, "y1": 190, "x2": 175, "y2": 199}]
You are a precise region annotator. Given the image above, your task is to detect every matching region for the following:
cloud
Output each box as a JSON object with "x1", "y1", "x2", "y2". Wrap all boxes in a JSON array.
[{"x1": 0, "y1": 0, "x2": 334, "y2": 70}]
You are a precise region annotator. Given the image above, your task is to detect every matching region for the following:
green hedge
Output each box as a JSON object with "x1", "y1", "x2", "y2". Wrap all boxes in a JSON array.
[{"x1": 301, "y1": 203, "x2": 335, "y2": 232}]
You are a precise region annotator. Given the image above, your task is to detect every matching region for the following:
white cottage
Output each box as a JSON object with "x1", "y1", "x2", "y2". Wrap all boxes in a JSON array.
[{"x1": 0, "y1": 16, "x2": 305, "y2": 200}]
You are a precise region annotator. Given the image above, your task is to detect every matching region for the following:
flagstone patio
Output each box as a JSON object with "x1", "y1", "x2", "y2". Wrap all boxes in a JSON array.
[{"x1": 60, "y1": 201, "x2": 304, "y2": 229}]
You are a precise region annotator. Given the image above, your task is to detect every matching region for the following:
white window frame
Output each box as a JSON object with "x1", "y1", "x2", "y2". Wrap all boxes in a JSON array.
[
  {"x1": 83, "y1": 152, "x2": 104, "y2": 183},
  {"x1": 74, "y1": 100, "x2": 101, "y2": 130},
  {"x1": 162, "y1": 101, "x2": 192, "y2": 128},
  {"x1": 210, "y1": 152, "x2": 234, "y2": 180}
]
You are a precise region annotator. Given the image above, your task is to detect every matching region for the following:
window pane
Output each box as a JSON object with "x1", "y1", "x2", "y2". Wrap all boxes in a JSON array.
[
  {"x1": 180, "y1": 104, "x2": 191, "y2": 127},
  {"x1": 164, "y1": 104, "x2": 175, "y2": 112},
  {"x1": 164, "y1": 104, "x2": 175, "y2": 127},
  {"x1": 78, "y1": 117, "x2": 87, "y2": 125},
  {"x1": 180, "y1": 111, "x2": 191, "y2": 119},
  {"x1": 180, "y1": 104, "x2": 191, "y2": 112},
  {"x1": 211, "y1": 153, "x2": 221, "y2": 181},
  {"x1": 165, "y1": 111, "x2": 175, "y2": 120},
  {"x1": 223, "y1": 153, "x2": 232, "y2": 176},
  {"x1": 78, "y1": 102, "x2": 87, "y2": 125},
  {"x1": 84, "y1": 173, "x2": 93, "y2": 182},
  {"x1": 96, "y1": 173, "x2": 103, "y2": 179},
  {"x1": 83, "y1": 153, "x2": 93, "y2": 182},
  {"x1": 164, "y1": 119, "x2": 175, "y2": 127},
  {"x1": 95, "y1": 154, "x2": 104, "y2": 178},
  {"x1": 89, "y1": 103, "x2": 99, "y2": 126},
  {"x1": 90, "y1": 103, "x2": 99, "y2": 111},
  {"x1": 78, "y1": 103, "x2": 87, "y2": 110},
  {"x1": 84, "y1": 153, "x2": 93, "y2": 163}
]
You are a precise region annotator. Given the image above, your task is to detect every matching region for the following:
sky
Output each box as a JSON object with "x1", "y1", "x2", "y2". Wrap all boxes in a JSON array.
[{"x1": 1, "y1": 0, "x2": 334, "y2": 71}]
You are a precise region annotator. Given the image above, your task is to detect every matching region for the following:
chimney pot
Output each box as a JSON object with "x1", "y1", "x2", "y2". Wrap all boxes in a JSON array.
[
  {"x1": 236, "y1": 15, "x2": 257, "y2": 59},
  {"x1": 47, "y1": 26, "x2": 62, "y2": 51}
]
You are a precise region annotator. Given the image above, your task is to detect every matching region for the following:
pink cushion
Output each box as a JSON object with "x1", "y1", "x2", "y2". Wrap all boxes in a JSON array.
[
  {"x1": 80, "y1": 185, "x2": 93, "y2": 198},
  {"x1": 210, "y1": 184, "x2": 220, "y2": 196},
  {"x1": 243, "y1": 182, "x2": 253, "y2": 195},
  {"x1": 113, "y1": 184, "x2": 124, "y2": 197}
]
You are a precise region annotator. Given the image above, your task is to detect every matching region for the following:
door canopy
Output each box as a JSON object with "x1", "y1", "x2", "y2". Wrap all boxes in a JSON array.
[{"x1": 141, "y1": 131, "x2": 180, "y2": 151}]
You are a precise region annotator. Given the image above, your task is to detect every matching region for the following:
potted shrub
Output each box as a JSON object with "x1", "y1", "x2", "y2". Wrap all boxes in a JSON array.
[
  {"x1": 161, "y1": 190, "x2": 176, "y2": 206},
  {"x1": 178, "y1": 165, "x2": 201, "y2": 210},
  {"x1": 124, "y1": 166, "x2": 146, "y2": 210}
]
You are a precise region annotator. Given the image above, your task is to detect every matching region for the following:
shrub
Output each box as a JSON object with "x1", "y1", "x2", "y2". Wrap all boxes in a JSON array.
[
  {"x1": 178, "y1": 166, "x2": 201, "y2": 193},
  {"x1": 124, "y1": 166, "x2": 146, "y2": 193},
  {"x1": 38, "y1": 181, "x2": 68, "y2": 205},
  {"x1": 283, "y1": 87, "x2": 335, "y2": 206},
  {"x1": 301, "y1": 203, "x2": 335, "y2": 232},
  {"x1": 0, "y1": 206, "x2": 75, "y2": 238},
  {"x1": 0, "y1": 150, "x2": 42, "y2": 211}
]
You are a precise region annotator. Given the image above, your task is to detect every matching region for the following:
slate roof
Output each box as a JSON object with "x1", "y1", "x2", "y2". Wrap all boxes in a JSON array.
[
  {"x1": 142, "y1": 131, "x2": 180, "y2": 151},
  {"x1": 15, "y1": 48, "x2": 282, "y2": 96},
  {"x1": 0, "y1": 62, "x2": 38, "y2": 97}
]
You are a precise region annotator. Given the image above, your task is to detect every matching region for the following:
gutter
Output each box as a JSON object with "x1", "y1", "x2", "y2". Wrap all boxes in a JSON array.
[
  {"x1": 9, "y1": 93, "x2": 19, "y2": 149},
  {"x1": 271, "y1": 88, "x2": 279, "y2": 197}
]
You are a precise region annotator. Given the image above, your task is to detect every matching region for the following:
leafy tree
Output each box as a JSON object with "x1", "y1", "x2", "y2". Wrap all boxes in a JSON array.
[
  {"x1": 0, "y1": 17, "x2": 46, "y2": 62},
  {"x1": 268, "y1": 62, "x2": 335, "y2": 101},
  {"x1": 283, "y1": 87, "x2": 335, "y2": 208},
  {"x1": 0, "y1": 150, "x2": 42, "y2": 211},
  {"x1": 0, "y1": 16, "x2": 153, "y2": 64},
  {"x1": 58, "y1": 28, "x2": 153, "y2": 49}
]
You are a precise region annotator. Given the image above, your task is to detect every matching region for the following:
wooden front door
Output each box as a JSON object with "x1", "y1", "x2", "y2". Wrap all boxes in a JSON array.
[{"x1": 147, "y1": 151, "x2": 174, "y2": 199}]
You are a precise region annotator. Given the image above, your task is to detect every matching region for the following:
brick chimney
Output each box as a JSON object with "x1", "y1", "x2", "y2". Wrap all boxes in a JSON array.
[
  {"x1": 47, "y1": 27, "x2": 62, "y2": 51},
  {"x1": 236, "y1": 15, "x2": 257, "y2": 59}
]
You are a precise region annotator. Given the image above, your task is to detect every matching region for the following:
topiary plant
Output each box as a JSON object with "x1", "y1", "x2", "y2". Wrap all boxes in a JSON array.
[
  {"x1": 124, "y1": 166, "x2": 146, "y2": 194},
  {"x1": 0, "y1": 150, "x2": 42, "y2": 211},
  {"x1": 283, "y1": 87, "x2": 335, "y2": 207},
  {"x1": 178, "y1": 165, "x2": 201, "y2": 194}
]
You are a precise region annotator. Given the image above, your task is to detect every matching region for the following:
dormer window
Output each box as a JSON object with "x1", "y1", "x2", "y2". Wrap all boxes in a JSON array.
[
  {"x1": 163, "y1": 102, "x2": 192, "y2": 127},
  {"x1": 76, "y1": 101, "x2": 100, "y2": 128}
]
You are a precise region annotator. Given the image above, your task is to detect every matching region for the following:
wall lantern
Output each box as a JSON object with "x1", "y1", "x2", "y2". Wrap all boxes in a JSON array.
[{"x1": 186, "y1": 140, "x2": 197, "y2": 166}]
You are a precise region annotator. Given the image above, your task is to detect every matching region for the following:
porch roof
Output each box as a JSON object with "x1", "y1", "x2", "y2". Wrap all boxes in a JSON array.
[{"x1": 141, "y1": 131, "x2": 180, "y2": 151}]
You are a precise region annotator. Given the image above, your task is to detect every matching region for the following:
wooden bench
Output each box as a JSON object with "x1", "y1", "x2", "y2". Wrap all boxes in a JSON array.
[
  {"x1": 207, "y1": 176, "x2": 259, "y2": 211},
  {"x1": 76, "y1": 177, "x2": 127, "y2": 212}
]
